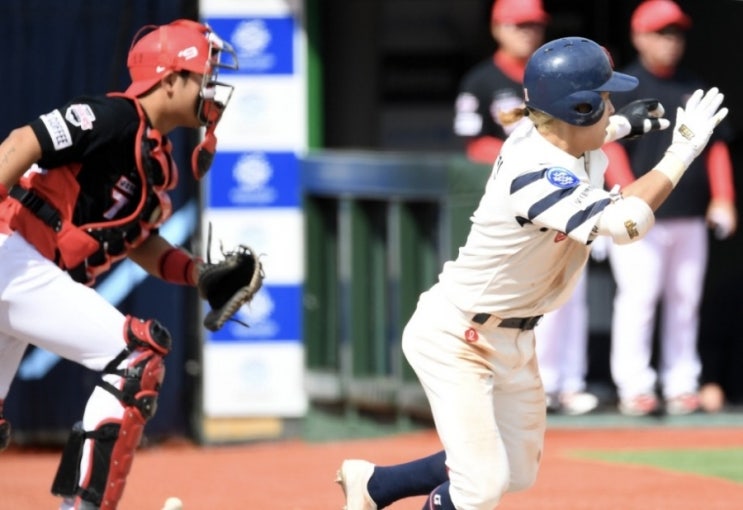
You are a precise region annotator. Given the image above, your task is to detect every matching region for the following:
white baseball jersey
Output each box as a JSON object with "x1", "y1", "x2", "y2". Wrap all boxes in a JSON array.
[{"x1": 438, "y1": 121, "x2": 611, "y2": 318}]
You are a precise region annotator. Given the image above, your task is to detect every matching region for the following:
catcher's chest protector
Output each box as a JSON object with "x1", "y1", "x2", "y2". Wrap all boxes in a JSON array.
[{"x1": 0, "y1": 94, "x2": 178, "y2": 284}]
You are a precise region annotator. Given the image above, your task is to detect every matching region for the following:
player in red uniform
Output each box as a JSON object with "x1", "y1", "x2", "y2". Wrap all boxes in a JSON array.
[
  {"x1": 453, "y1": 0, "x2": 549, "y2": 164},
  {"x1": 0, "y1": 19, "x2": 236, "y2": 509}
]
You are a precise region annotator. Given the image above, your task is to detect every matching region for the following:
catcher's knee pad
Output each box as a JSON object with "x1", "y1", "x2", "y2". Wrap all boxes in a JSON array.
[{"x1": 51, "y1": 315, "x2": 172, "y2": 508}]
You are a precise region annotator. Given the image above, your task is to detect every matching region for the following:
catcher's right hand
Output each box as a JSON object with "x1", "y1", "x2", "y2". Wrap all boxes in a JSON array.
[{"x1": 197, "y1": 244, "x2": 264, "y2": 331}]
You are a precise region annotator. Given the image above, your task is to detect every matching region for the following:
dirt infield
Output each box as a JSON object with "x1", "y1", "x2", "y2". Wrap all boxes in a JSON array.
[{"x1": 2, "y1": 427, "x2": 743, "y2": 509}]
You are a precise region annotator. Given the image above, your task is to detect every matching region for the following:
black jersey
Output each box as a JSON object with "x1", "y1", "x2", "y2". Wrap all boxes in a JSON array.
[
  {"x1": 611, "y1": 61, "x2": 731, "y2": 219},
  {"x1": 5, "y1": 93, "x2": 177, "y2": 282},
  {"x1": 29, "y1": 95, "x2": 145, "y2": 226},
  {"x1": 453, "y1": 57, "x2": 525, "y2": 141}
]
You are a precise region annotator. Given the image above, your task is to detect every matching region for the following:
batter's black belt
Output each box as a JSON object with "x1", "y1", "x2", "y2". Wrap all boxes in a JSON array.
[{"x1": 471, "y1": 313, "x2": 543, "y2": 330}]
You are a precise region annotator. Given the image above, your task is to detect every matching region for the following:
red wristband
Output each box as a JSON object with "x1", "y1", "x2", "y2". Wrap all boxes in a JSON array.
[
  {"x1": 158, "y1": 247, "x2": 196, "y2": 286},
  {"x1": 0, "y1": 182, "x2": 8, "y2": 201}
]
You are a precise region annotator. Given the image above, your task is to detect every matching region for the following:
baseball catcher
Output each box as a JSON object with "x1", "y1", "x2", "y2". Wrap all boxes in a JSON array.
[
  {"x1": 0, "y1": 18, "x2": 262, "y2": 510},
  {"x1": 198, "y1": 240, "x2": 265, "y2": 331}
]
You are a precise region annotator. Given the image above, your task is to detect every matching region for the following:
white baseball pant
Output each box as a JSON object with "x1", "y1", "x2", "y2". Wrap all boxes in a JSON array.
[
  {"x1": 609, "y1": 218, "x2": 706, "y2": 400},
  {"x1": 402, "y1": 284, "x2": 545, "y2": 510},
  {"x1": 0, "y1": 231, "x2": 141, "y2": 501}
]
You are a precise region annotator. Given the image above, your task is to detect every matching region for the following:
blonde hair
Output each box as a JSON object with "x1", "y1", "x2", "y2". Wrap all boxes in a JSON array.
[{"x1": 499, "y1": 106, "x2": 554, "y2": 129}]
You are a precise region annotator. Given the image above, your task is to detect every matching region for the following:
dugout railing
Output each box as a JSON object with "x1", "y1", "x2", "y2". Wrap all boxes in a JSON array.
[{"x1": 301, "y1": 151, "x2": 491, "y2": 419}]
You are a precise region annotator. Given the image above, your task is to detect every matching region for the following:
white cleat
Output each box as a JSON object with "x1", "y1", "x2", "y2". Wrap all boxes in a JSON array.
[
  {"x1": 560, "y1": 391, "x2": 599, "y2": 416},
  {"x1": 335, "y1": 459, "x2": 377, "y2": 510}
]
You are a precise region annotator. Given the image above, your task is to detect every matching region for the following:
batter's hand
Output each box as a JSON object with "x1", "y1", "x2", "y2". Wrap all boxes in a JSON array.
[
  {"x1": 654, "y1": 87, "x2": 729, "y2": 187},
  {"x1": 668, "y1": 88, "x2": 728, "y2": 168},
  {"x1": 605, "y1": 98, "x2": 670, "y2": 143}
]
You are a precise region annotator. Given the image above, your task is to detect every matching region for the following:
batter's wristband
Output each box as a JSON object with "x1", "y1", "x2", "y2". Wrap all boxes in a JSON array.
[
  {"x1": 654, "y1": 149, "x2": 691, "y2": 188},
  {"x1": 0, "y1": 182, "x2": 8, "y2": 201},
  {"x1": 158, "y1": 247, "x2": 197, "y2": 286}
]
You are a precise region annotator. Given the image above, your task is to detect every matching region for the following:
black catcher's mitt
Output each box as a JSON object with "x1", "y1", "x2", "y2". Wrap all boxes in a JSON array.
[{"x1": 198, "y1": 244, "x2": 264, "y2": 331}]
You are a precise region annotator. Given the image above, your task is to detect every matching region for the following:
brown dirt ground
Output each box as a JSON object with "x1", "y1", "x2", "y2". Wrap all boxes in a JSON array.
[{"x1": 1, "y1": 427, "x2": 742, "y2": 509}]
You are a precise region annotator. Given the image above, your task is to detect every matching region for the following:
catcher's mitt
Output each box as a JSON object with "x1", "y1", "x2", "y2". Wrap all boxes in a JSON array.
[{"x1": 198, "y1": 243, "x2": 264, "y2": 331}]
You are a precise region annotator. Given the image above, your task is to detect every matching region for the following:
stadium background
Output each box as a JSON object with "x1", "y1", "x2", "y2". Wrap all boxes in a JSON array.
[{"x1": 2, "y1": 0, "x2": 743, "y2": 446}]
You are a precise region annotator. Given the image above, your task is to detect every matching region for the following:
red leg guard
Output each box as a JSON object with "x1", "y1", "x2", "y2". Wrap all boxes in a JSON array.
[
  {"x1": 53, "y1": 317, "x2": 171, "y2": 509},
  {"x1": 98, "y1": 350, "x2": 166, "y2": 509}
]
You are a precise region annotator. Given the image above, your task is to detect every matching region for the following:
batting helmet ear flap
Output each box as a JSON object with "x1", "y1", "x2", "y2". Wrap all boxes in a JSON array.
[{"x1": 548, "y1": 90, "x2": 606, "y2": 126}]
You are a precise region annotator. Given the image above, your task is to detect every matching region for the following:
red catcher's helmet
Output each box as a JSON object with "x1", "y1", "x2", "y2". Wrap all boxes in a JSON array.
[{"x1": 126, "y1": 19, "x2": 238, "y2": 123}]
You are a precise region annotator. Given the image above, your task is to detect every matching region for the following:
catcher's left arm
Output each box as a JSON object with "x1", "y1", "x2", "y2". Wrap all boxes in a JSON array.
[
  {"x1": 132, "y1": 234, "x2": 264, "y2": 332},
  {"x1": 197, "y1": 243, "x2": 264, "y2": 331}
]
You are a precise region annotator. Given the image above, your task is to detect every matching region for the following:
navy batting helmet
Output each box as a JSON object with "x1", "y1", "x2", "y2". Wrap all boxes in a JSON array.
[{"x1": 523, "y1": 37, "x2": 638, "y2": 126}]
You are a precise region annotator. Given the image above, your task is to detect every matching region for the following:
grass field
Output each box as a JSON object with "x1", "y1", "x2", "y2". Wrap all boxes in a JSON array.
[{"x1": 573, "y1": 447, "x2": 743, "y2": 483}]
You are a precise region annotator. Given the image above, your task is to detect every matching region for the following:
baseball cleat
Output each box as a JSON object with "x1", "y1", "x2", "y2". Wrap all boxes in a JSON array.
[
  {"x1": 618, "y1": 394, "x2": 659, "y2": 416},
  {"x1": 559, "y1": 391, "x2": 599, "y2": 416},
  {"x1": 336, "y1": 459, "x2": 377, "y2": 510},
  {"x1": 665, "y1": 393, "x2": 700, "y2": 415}
]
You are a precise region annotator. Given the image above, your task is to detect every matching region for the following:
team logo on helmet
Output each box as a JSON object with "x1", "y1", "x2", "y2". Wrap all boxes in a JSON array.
[{"x1": 546, "y1": 167, "x2": 580, "y2": 188}]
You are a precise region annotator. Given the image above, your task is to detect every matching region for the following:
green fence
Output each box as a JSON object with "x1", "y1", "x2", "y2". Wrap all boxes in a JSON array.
[{"x1": 301, "y1": 150, "x2": 491, "y2": 417}]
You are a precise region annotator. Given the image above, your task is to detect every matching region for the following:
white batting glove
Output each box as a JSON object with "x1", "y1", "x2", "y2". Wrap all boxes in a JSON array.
[
  {"x1": 605, "y1": 98, "x2": 670, "y2": 143},
  {"x1": 655, "y1": 87, "x2": 729, "y2": 187}
]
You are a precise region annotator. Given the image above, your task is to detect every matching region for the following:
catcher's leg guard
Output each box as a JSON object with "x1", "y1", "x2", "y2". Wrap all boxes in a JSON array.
[{"x1": 51, "y1": 316, "x2": 172, "y2": 509}]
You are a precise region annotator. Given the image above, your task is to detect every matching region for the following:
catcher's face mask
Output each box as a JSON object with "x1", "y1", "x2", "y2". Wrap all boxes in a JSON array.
[{"x1": 192, "y1": 28, "x2": 238, "y2": 180}]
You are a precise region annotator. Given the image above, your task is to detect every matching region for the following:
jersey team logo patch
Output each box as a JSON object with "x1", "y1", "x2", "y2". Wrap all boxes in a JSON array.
[
  {"x1": 65, "y1": 104, "x2": 96, "y2": 130},
  {"x1": 546, "y1": 167, "x2": 579, "y2": 189},
  {"x1": 464, "y1": 327, "x2": 479, "y2": 343}
]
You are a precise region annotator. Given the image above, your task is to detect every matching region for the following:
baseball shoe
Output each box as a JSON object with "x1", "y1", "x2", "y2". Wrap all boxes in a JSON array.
[
  {"x1": 336, "y1": 459, "x2": 377, "y2": 510},
  {"x1": 618, "y1": 394, "x2": 659, "y2": 416},
  {"x1": 559, "y1": 391, "x2": 599, "y2": 416},
  {"x1": 665, "y1": 393, "x2": 700, "y2": 415}
]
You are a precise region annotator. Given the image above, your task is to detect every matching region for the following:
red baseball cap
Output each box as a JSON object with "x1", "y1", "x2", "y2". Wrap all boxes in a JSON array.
[
  {"x1": 631, "y1": 0, "x2": 692, "y2": 33},
  {"x1": 491, "y1": 0, "x2": 550, "y2": 25}
]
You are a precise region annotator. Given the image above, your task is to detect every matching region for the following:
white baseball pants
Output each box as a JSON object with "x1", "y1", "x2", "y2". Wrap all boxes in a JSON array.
[
  {"x1": 402, "y1": 284, "x2": 545, "y2": 510},
  {"x1": 608, "y1": 218, "x2": 706, "y2": 400}
]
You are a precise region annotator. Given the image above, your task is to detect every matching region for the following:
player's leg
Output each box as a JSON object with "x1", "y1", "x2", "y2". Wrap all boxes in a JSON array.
[
  {"x1": 52, "y1": 315, "x2": 171, "y2": 510},
  {"x1": 608, "y1": 226, "x2": 666, "y2": 414},
  {"x1": 555, "y1": 272, "x2": 597, "y2": 414},
  {"x1": 491, "y1": 345, "x2": 546, "y2": 494},
  {"x1": 403, "y1": 289, "x2": 529, "y2": 510},
  {"x1": 535, "y1": 271, "x2": 594, "y2": 414},
  {"x1": 0, "y1": 335, "x2": 29, "y2": 452},
  {"x1": 0, "y1": 233, "x2": 34, "y2": 451},
  {"x1": 659, "y1": 219, "x2": 706, "y2": 413},
  {"x1": 534, "y1": 301, "x2": 565, "y2": 410},
  {"x1": 1, "y1": 234, "x2": 169, "y2": 508},
  {"x1": 337, "y1": 451, "x2": 448, "y2": 509}
]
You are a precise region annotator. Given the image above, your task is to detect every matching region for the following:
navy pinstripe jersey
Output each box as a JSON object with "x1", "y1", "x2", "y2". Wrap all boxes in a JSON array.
[{"x1": 439, "y1": 121, "x2": 613, "y2": 317}]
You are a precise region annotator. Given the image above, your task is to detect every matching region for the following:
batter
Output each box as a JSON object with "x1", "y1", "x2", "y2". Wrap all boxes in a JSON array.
[{"x1": 336, "y1": 36, "x2": 727, "y2": 510}]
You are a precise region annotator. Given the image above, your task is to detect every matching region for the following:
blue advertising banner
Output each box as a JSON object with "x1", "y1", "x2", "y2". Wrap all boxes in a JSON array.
[
  {"x1": 200, "y1": 0, "x2": 307, "y2": 424},
  {"x1": 206, "y1": 151, "x2": 300, "y2": 208},
  {"x1": 206, "y1": 284, "x2": 302, "y2": 342},
  {"x1": 207, "y1": 17, "x2": 295, "y2": 75}
]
